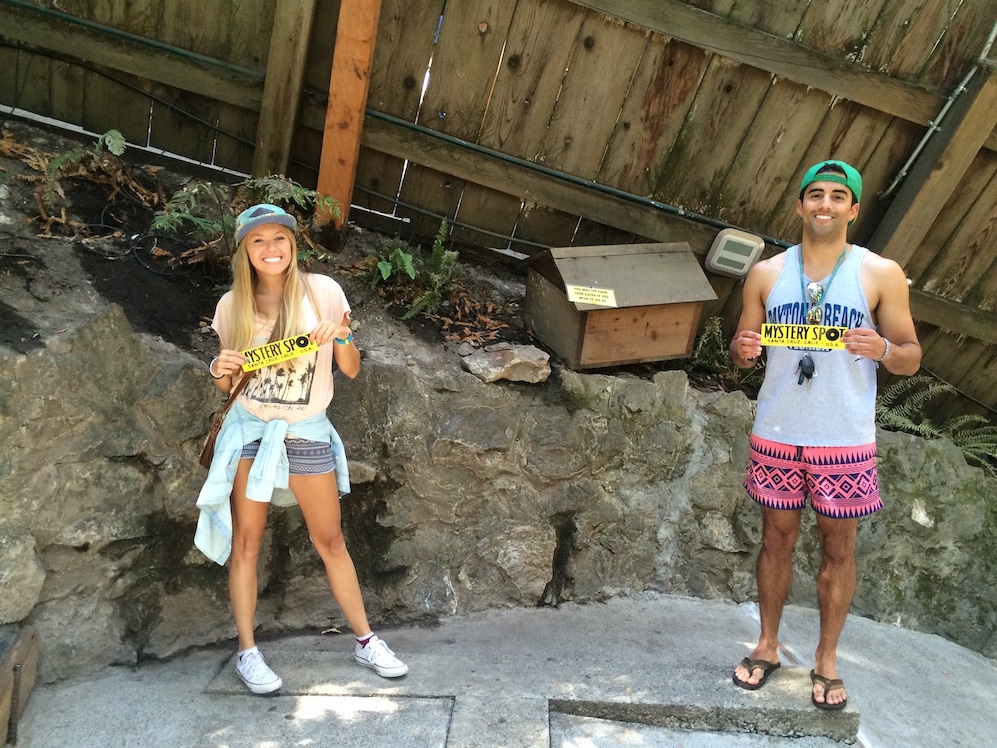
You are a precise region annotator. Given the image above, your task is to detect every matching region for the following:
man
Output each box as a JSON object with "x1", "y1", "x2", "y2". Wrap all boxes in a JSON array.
[{"x1": 729, "y1": 160, "x2": 921, "y2": 710}]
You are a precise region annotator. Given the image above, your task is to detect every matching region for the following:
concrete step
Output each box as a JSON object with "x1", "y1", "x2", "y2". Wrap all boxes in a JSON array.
[{"x1": 206, "y1": 596, "x2": 859, "y2": 745}]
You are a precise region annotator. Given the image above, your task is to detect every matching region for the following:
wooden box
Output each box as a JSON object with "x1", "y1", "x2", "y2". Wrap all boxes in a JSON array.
[
  {"x1": 1, "y1": 624, "x2": 39, "y2": 745},
  {"x1": 524, "y1": 243, "x2": 717, "y2": 369}
]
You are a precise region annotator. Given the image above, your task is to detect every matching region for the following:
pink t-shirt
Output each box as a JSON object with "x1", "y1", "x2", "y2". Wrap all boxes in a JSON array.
[{"x1": 212, "y1": 273, "x2": 351, "y2": 425}]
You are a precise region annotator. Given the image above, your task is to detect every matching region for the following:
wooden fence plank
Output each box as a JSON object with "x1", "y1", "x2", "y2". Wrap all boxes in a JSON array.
[
  {"x1": 571, "y1": 219, "x2": 635, "y2": 248},
  {"x1": 871, "y1": 64, "x2": 997, "y2": 269},
  {"x1": 862, "y1": 0, "x2": 954, "y2": 81},
  {"x1": 513, "y1": 206, "x2": 578, "y2": 250},
  {"x1": 946, "y1": 346, "x2": 997, "y2": 411},
  {"x1": 910, "y1": 290, "x2": 997, "y2": 345},
  {"x1": 416, "y1": 1, "x2": 518, "y2": 135},
  {"x1": 540, "y1": 13, "x2": 644, "y2": 178},
  {"x1": 286, "y1": 124, "x2": 323, "y2": 187},
  {"x1": 361, "y1": 113, "x2": 718, "y2": 254},
  {"x1": 845, "y1": 117, "x2": 924, "y2": 245},
  {"x1": 255, "y1": 0, "x2": 317, "y2": 177},
  {"x1": 227, "y1": 0, "x2": 279, "y2": 69},
  {"x1": 212, "y1": 101, "x2": 257, "y2": 175},
  {"x1": 686, "y1": 0, "x2": 736, "y2": 16},
  {"x1": 0, "y1": 48, "x2": 17, "y2": 109},
  {"x1": 454, "y1": 0, "x2": 586, "y2": 249},
  {"x1": 567, "y1": 0, "x2": 944, "y2": 127},
  {"x1": 904, "y1": 154, "x2": 997, "y2": 285},
  {"x1": 86, "y1": 0, "x2": 161, "y2": 36},
  {"x1": 396, "y1": 164, "x2": 458, "y2": 240},
  {"x1": 727, "y1": 0, "x2": 809, "y2": 37},
  {"x1": 351, "y1": 0, "x2": 443, "y2": 216},
  {"x1": 720, "y1": 80, "x2": 831, "y2": 231},
  {"x1": 146, "y1": 85, "x2": 217, "y2": 165},
  {"x1": 0, "y1": 2, "x2": 264, "y2": 111},
  {"x1": 399, "y1": 0, "x2": 519, "y2": 239},
  {"x1": 921, "y1": 173, "x2": 997, "y2": 303},
  {"x1": 157, "y1": 0, "x2": 234, "y2": 57},
  {"x1": 652, "y1": 57, "x2": 773, "y2": 214},
  {"x1": 796, "y1": 0, "x2": 889, "y2": 57},
  {"x1": 351, "y1": 148, "x2": 401, "y2": 215},
  {"x1": 918, "y1": 334, "x2": 991, "y2": 421},
  {"x1": 964, "y1": 256, "x2": 997, "y2": 314},
  {"x1": 596, "y1": 37, "x2": 709, "y2": 195},
  {"x1": 516, "y1": 8, "x2": 646, "y2": 247},
  {"x1": 49, "y1": 59, "x2": 88, "y2": 127},
  {"x1": 10, "y1": 50, "x2": 52, "y2": 119},
  {"x1": 477, "y1": 0, "x2": 585, "y2": 157},
  {"x1": 919, "y1": 0, "x2": 997, "y2": 91},
  {"x1": 81, "y1": 68, "x2": 153, "y2": 146}
]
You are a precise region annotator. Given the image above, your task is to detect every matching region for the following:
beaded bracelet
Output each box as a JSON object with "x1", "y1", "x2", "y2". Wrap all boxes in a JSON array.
[{"x1": 876, "y1": 337, "x2": 890, "y2": 363}]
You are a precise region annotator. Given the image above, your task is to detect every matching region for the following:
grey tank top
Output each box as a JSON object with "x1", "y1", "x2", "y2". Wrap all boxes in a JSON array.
[{"x1": 752, "y1": 244, "x2": 878, "y2": 446}]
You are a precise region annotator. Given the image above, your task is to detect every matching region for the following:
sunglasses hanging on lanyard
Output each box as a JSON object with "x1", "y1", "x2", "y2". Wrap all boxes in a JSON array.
[{"x1": 798, "y1": 248, "x2": 847, "y2": 389}]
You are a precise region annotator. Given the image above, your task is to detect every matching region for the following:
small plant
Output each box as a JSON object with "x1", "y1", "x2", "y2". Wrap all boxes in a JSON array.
[
  {"x1": 406, "y1": 219, "x2": 459, "y2": 319},
  {"x1": 151, "y1": 181, "x2": 234, "y2": 251},
  {"x1": 29, "y1": 129, "x2": 162, "y2": 234},
  {"x1": 371, "y1": 241, "x2": 416, "y2": 287},
  {"x1": 369, "y1": 220, "x2": 460, "y2": 319},
  {"x1": 692, "y1": 316, "x2": 765, "y2": 388},
  {"x1": 42, "y1": 129, "x2": 128, "y2": 207},
  {"x1": 151, "y1": 175, "x2": 340, "y2": 264},
  {"x1": 877, "y1": 374, "x2": 997, "y2": 477}
]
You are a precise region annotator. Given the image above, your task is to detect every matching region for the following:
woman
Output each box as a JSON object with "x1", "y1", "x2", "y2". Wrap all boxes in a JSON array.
[{"x1": 194, "y1": 203, "x2": 406, "y2": 694}]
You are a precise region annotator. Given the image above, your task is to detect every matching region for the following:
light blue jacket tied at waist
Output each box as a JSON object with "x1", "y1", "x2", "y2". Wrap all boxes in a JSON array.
[{"x1": 194, "y1": 401, "x2": 351, "y2": 565}]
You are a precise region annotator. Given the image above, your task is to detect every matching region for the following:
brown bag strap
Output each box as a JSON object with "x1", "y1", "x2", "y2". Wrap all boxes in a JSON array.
[{"x1": 217, "y1": 370, "x2": 254, "y2": 417}]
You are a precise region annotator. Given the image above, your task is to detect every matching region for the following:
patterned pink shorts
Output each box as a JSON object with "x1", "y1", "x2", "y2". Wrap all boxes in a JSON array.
[{"x1": 744, "y1": 435, "x2": 882, "y2": 518}]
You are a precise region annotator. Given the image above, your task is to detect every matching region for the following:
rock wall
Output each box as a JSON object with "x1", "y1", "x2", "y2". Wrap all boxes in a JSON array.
[{"x1": 1, "y1": 303, "x2": 995, "y2": 681}]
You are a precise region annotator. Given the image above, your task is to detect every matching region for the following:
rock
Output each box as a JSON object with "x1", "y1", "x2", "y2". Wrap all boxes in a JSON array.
[
  {"x1": 0, "y1": 529, "x2": 45, "y2": 623},
  {"x1": 461, "y1": 343, "x2": 551, "y2": 383},
  {"x1": 2, "y1": 194, "x2": 995, "y2": 679}
]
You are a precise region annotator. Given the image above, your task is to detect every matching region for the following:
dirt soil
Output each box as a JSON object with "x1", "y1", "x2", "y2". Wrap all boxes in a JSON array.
[{"x1": 0, "y1": 119, "x2": 533, "y2": 365}]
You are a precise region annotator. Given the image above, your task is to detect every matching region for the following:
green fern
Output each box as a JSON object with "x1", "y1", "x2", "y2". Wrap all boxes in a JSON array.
[
  {"x1": 42, "y1": 129, "x2": 128, "y2": 209},
  {"x1": 405, "y1": 219, "x2": 458, "y2": 319},
  {"x1": 371, "y1": 220, "x2": 460, "y2": 320},
  {"x1": 371, "y1": 243, "x2": 416, "y2": 287},
  {"x1": 691, "y1": 316, "x2": 765, "y2": 388},
  {"x1": 151, "y1": 175, "x2": 339, "y2": 263},
  {"x1": 876, "y1": 375, "x2": 997, "y2": 477}
]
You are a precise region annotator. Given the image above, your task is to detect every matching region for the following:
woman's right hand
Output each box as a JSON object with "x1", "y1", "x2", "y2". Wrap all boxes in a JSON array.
[{"x1": 210, "y1": 348, "x2": 247, "y2": 378}]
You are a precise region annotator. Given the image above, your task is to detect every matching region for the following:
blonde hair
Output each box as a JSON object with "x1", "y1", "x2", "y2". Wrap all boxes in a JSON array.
[{"x1": 226, "y1": 225, "x2": 314, "y2": 355}]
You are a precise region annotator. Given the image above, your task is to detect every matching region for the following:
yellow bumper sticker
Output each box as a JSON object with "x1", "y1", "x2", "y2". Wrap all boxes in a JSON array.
[
  {"x1": 566, "y1": 284, "x2": 618, "y2": 307},
  {"x1": 761, "y1": 323, "x2": 847, "y2": 350},
  {"x1": 241, "y1": 335, "x2": 319, "y2": 371}
]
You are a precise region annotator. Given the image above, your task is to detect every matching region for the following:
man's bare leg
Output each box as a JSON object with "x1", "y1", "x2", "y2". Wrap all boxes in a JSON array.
[
  {"x1": 734, "y1": 506, "x2": 802, "y2": 686},
  {"x1": 811, "y1": 514, "x2": 858, "y2": 707}
]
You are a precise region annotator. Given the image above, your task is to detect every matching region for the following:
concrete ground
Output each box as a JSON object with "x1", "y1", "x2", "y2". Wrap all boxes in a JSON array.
[{"x1": 14, "y1": 593, "x2": 997, "y2": 747}]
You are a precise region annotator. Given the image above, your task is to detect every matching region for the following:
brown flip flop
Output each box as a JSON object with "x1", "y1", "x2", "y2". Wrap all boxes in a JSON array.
[
  {"x1": 810, "y1": 669, "x2": 848, "y2": 710},
  {"x1": 733, "y1": 657, "x2": 781, "y2": 690}
]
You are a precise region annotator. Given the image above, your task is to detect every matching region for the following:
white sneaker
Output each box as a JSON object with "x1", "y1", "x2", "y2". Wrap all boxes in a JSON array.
[
  {"x1": 354, "y1": 635, "x2": 408, "y2": 678},
  {"x1": 236, "y1": 649, "x2": 283, "y2": 694}
]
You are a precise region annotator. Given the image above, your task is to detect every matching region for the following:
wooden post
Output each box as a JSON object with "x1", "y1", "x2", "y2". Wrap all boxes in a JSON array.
[
  {"x1": 252, "y1": 0, "x2": 319, "y2": 177},
  {"x1": 316, "y1": 0, "x2": 383, "y2": 225},
  {"x1": 870, "y1": 63, "x2": 997, "y2": 268}
]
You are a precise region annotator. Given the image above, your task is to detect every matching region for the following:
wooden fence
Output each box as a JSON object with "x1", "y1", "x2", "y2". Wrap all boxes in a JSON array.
[{"x1": 2, "y1": 0, "x2": 997, "y2": 419}]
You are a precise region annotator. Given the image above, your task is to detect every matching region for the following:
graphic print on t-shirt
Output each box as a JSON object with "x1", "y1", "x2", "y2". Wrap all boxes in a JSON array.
[{"x1": 244, "y1": 351, "x2": 317, "y2": 406}]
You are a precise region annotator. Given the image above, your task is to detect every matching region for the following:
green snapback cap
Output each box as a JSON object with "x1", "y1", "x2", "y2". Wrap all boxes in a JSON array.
[{"x1": 799, "y1": 160, "x2": 862, "y2": 203}]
